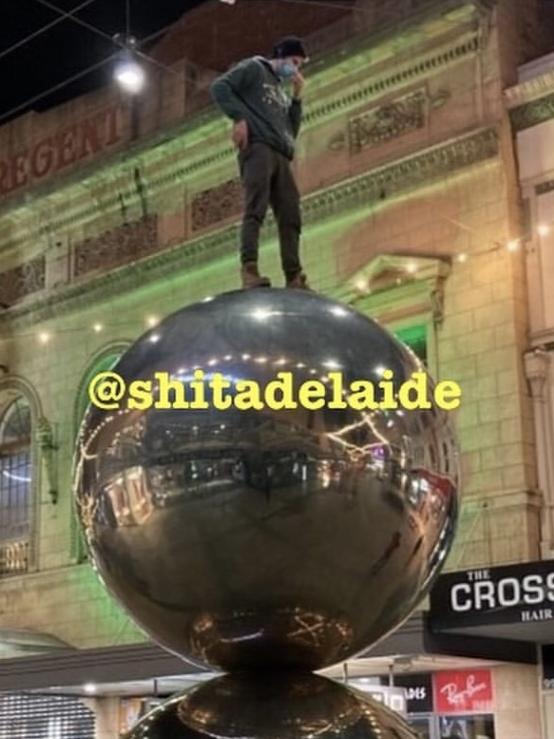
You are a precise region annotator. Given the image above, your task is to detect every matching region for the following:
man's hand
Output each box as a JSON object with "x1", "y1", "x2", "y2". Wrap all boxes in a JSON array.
[
  {"x1": 292, "y1": 71, "x2": 304, "y2": 100},
  {"x1": 232, "y1": 120, "x2": 249, "y2": 150}
]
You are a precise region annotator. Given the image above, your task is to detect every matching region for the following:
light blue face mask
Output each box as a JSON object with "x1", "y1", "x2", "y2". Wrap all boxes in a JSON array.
[{"x1": 277, "y1": 61, "x2": 297, "y2": 80}]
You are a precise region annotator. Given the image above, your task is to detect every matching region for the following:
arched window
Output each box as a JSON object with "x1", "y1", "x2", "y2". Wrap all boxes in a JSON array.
[
  {"x1": 75, "y1": 352, "x2": 123, "y2": 430},
  {"x1": 0, "y1": 396, "x2": 32, "y2": 576},
  {"x1": 71, "y1": 347, "x2": 128, "y2": 562}
]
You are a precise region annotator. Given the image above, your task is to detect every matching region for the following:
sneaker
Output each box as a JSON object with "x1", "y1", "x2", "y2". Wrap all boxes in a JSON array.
[
  {"x1": 286, "y1": 271, "x2": 310, "y2": 290},
  {"x1": 241, "y1": 262, "x2": 271, "y2": 289}
]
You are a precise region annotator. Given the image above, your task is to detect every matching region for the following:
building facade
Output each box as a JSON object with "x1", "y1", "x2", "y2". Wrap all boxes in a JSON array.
[
  {"x1": 506, "y1": 47, "x2": 554, "y2": 738},
  {"x1": 0, "y1": 0, "x2": 552, "y2": 736}
]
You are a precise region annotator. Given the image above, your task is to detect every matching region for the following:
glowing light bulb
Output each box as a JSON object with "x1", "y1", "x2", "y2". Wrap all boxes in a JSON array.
[{"x1": 114, "y1": 58, "x2": 145, "y2": 94}]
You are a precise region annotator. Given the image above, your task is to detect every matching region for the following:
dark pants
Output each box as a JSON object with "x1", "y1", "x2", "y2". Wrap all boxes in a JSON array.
[{"x1": 238, "y1": 142, "x2": 302, "y2": 278}]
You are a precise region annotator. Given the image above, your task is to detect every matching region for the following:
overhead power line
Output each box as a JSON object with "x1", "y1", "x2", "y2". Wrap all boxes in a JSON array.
[
  {"x1": 0, "y1": 0, "x2": 464, "y2": 125},
  {"x1": 0, "y1": 52, "x2": 117, "y2": 125},
  {"x1": 0, "y1": 0, "x2": 99, "y2": 62}
]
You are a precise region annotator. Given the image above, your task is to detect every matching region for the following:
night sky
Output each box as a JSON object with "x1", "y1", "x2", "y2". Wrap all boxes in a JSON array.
[
  {"x1": 0, "y1": 0, "x2": 208, "y2": 123},
  {"x1": 0, "y1": 0, "x2": 348, "y2": 125}
]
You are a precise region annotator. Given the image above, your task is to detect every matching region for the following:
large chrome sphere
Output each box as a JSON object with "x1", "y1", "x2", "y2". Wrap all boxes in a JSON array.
[
  {"x1": 74, "y1": 289, "x2": 458, "y2": 670},
  {"x1": 125, "y1": 673, "x2": 419, "y2": 739}
]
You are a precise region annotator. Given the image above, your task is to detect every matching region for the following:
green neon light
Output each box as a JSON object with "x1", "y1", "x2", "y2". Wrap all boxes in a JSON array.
[{"x1": 395, "y1": 324, "x2": 427, "y2": 362}]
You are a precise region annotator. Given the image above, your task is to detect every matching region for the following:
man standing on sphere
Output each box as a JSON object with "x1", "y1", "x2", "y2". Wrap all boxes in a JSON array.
[{"x1": 210, "y1": 36, "x2": 309, "y2": 290}]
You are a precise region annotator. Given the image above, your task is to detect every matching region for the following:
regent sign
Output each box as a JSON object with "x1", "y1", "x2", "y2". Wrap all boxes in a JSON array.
[
  {"x1": 0, "y1": 106, "x2": 121, "y2": 198},
  {"x1": 430, "y1": 560, "x2": 554, "y2": 628}
]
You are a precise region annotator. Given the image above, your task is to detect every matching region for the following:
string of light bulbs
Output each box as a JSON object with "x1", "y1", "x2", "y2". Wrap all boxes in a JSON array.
[
  {"x1": 0, "y1": 0, "x2": 546, "y2": 335},
  {"x1": 444, "y1": 215, "x2": 553, "y2": 265},
  {"x1": 0, "y1": 0, "x2": 99, "y2": 63},
  {"x1": 0, "y1": 51, "x2": 119, "y2": 125},
  {"x1": 2, "y1": 211, "x2": 548, "y2": 346},
  {"x1": 33, "y1": 0, "x2": 189, "y2": 85}
]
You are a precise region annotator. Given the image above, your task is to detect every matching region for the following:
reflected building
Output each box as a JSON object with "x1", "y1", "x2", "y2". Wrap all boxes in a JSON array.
[{"x1": 0, "y1": 0, "x2": 552, "y2": 737}]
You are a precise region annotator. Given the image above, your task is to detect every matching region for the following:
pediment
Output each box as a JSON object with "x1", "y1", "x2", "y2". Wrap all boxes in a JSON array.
[{"x1": 331, "y1": 253, "x2": 451, "y2": 326}]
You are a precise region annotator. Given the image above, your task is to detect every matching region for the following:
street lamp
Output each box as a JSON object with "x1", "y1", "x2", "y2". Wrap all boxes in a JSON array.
[{"x1": 113, "y1": 35, "x2": 146, "y2": 94}]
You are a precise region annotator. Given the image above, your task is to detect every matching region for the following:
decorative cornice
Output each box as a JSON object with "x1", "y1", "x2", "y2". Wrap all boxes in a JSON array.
[
  {"x1": 303, "y1": 35, "x2": 478, "y2": 130},
  {"x1": 72, "y1": 215, "x2": 158, "y2": 278},
  {"x1": 509, "y1": 90, "x2": 554, "y2": 132},
  {"x1": 34, "y1": 145, "x2": 232, "y2": 238},
  {"x1": 0, "y1": 127, "x2": 498, "y2": 330},
  {"x1": 301, "y1": 127, "x2": 498, "y2": 225},
  {"x1": 504, "y1": 68, "x2": 554, "y2": 109},
  {"x1": 192, "y1": 179, "x2": 243, "y2": 233},
  {"x1": 0, "y1": 256, "x2": 45, "y2": 304},
  {"x1": 535, "y1": 179, "x2": 554, "y2": 196},
  {"x1": 0, "y1": 29, "x2": 481, "y2": 256}
]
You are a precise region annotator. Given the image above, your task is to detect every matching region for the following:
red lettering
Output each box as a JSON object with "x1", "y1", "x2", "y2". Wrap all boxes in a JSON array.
[
  {"x1": 0, "y1": 106, "x2": 122, "y2": 199},
  {"x1": 31, "y1": 138, "x2": 54, "y2": 178},
  {"x1": 10, "y1": 152, "x2": 28, "y2": 188},
  {"x1": 56, "y1": 126, "x2": 78, "y2": 170},
  {"x1": 0, "y1": 160, "x2": 11, "y2": 195},
  {"x1": 104, "y1": 106, "x2": 121, "y2": 146},
  {"x1": 78, "y1": 119, "x2": 101, "y2": 160}
]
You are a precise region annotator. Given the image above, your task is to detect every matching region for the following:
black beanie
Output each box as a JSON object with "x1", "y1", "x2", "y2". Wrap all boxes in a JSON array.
[{"x1": 272, "y1": 35, "x2": 308, "y2": 60}]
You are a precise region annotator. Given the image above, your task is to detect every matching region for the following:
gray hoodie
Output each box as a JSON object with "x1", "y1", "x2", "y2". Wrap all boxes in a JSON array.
[{"x1": 210, "y1": 55, "x2": 302, "y2": 161}]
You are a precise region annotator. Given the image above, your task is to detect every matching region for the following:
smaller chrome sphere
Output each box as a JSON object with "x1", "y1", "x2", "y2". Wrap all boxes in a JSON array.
[{"x1": 125, "y1": 673, "x2": 420, "y2": 739}]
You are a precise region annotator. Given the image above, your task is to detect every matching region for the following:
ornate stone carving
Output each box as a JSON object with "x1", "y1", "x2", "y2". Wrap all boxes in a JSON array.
[
  {"x1": 0, "y1": 256, "x2": 45, "y2": 305},
  {"x1": 0, "y1": 32, "x2": 479, "y2": 256},
  {"x1": 329, "y1": 88, "x2": 450, "y2": 153},
  {"x1": 310, "y1": 36, "x2": 476, "y2": 130},
  {"x1": 510, "y1": 91, "x2": 554, "y2": 131},
  {"x1": 328, "y1": 131, "x2": 348, "y2": 151},
  {"x1": 36, "y1": 416, "x2": 58, "y2": 505},
  {"x1": 535, "y1": 179, "x2": 554, "y2": 196},
  {"x1": 308, "y1": 128, "x2": 498, "y2": 223},
  {"x1": 349, "y1": 90, "x2": 426, "y2": 153},
  {"x1": 429, "y1": 89, "x2": 451, "y2": 109},
  {"x1": 73, "y1": 215, "x2": 158, "y2": 278},
  {"x1": 0, "y1": 540, "x2": 29, "y2": 577},
  {"x1": 191, "y1": 179, "x2": 243, "y2": 232},
  {"x1": 430, "y1": 279, "x2": 447, "y2": 325},
  {"x1": 2, "y1": 128, "x2": 498, "y2": 330}
]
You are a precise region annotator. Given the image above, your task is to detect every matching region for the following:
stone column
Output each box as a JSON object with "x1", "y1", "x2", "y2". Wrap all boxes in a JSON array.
[
  {"x1": 524, "y1": 348, "x2": 554, "y2": 557},
  {"x1": 83, "y1": 696, "x2": 121, "y2": 739}
]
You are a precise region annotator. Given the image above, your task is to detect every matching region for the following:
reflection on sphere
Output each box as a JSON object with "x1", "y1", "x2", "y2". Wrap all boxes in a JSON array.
[
  {"x1": 74, "y1": 289, "x2": 458, "y2": 671},
  {"x1": 125, "y1": 673, "x2": 420, "y2": 739}
]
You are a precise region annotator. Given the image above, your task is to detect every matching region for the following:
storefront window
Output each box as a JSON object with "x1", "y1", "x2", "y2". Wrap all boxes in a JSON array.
[
  {"x1": 438, "y1": 714, "x2": 495, "y2": 739},
  {"x1": 0, "y1": 693, "x2": 95, "y2": 737},
  {"x1": 409, "y1": 715, "x2": 433, "y2": 738}
]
